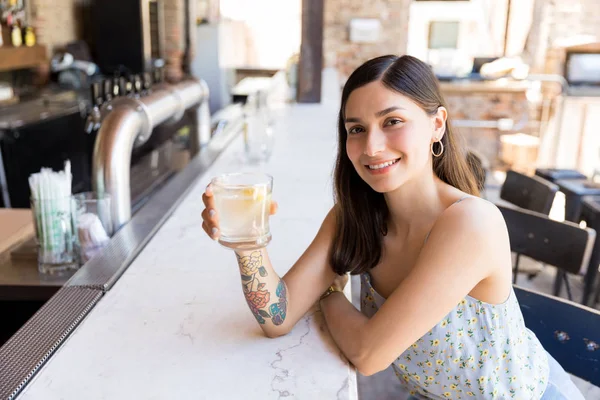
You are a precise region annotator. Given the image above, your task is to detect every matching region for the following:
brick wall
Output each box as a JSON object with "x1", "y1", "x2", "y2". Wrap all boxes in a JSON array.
[
  {"x1": 164, "y1": 0, "x2": 186, "y2": 81},
  {"x1": 547, "y1": 0, "x2": 600, "y2": 46},
  {"x1": 444, "y1": 89, "x2": 532, "y2": 168},
  {"x1": 29, "y1": 0, "x2": 79, "y2": 56},
  {"x1": 323, "y1": 0, "x2": 411, "y2": 82},
  {"x1": 524, "y1": 0, "x2": 600, "y2": 74}
]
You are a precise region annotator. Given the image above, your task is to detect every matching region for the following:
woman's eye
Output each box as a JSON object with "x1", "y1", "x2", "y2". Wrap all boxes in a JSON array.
[
  {"x1": 385, "y1": 118, "x2": 403, "y2": 126},
  {"x1": 348, "y1": 126, "x2": 364, "y2": 135}
]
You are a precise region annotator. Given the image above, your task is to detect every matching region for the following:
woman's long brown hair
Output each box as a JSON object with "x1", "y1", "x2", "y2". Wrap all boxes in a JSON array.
[{"x1": 330, "y1": 55, "x2": 480, "y2": 275}]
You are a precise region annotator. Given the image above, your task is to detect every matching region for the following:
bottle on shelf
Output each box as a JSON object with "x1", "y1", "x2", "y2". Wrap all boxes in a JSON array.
[
  {"x1": 23, "y1": 25, "x2": 35, "y2": 47},
  {"x1": 10, "y1": 19, "x2": 21, "y2": 47}
]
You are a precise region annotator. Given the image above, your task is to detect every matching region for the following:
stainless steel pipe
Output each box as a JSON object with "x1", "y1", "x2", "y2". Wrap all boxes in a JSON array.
[{"x1": 92, "y1": 79, "x2": 210, "y2": 230}]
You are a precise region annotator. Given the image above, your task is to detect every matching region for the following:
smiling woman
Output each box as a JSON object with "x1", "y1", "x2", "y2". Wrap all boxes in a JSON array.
[
  {"x1": 201, "y1": 54, "x2": 585, "y2": 400},
  {"x1": 332, "y1": 55, "x2": 479, "y2": 276}
]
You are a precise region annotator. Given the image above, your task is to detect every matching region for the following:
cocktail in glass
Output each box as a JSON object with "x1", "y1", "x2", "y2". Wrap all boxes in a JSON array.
[{"x1": 211, "y1": 172, "x2": 273, "y2": 250}]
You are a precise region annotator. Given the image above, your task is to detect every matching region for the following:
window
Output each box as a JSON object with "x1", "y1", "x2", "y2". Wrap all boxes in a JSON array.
[{"x1": 428, "y1": 21, "x2": 460, "y2": 49}]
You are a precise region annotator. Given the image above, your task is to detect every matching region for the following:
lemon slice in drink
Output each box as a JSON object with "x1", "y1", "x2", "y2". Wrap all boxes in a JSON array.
[
  {"x1": 239, "y1": 187, "x2": 271, "y2": 225},
  {"x1": 241, "y1": 187, "x2": 268, "y2": 204},
  {"x1": 226, "y1": 187, "x2": 269, "y2": 236}
]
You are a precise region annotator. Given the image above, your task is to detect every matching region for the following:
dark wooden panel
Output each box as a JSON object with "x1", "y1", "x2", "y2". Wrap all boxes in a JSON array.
[{"x1": 297, "y1": 0, "x2": 323, "y2": 103}]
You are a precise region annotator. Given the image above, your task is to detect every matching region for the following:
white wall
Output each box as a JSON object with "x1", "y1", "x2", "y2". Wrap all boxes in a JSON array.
[{"x1": 220, "y1": 0, "x2": 301, "y2": 69}]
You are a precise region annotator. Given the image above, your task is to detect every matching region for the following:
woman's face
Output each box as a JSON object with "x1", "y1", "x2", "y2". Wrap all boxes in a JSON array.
[{"x1": 344, "y1": 80, "x2": 446, "y2": 193}]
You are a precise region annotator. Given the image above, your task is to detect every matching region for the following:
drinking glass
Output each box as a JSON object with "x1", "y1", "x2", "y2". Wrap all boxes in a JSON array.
[
  {"x1": 72, "y1": 192, "x2": 113, "y2": 263},
  {"x1": 243, "y1": 110, "x2": 274, "y2": 164},
  {"x1": 30, "y1": 197, "x2": 78, "y2": 274},
  {"x1": 211, "y1": 172, "x2": 273, "y2": 250}
]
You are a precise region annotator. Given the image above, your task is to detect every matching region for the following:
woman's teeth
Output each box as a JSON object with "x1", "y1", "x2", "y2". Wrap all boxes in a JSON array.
[{"x1": 367, "y1": 158, "x2": 400, "y2": 170}]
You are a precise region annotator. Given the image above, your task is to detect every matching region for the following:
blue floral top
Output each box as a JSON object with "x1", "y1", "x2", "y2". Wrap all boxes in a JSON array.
[{"x1": 360, "y1": 273, "x2": 549, "y2": 399}]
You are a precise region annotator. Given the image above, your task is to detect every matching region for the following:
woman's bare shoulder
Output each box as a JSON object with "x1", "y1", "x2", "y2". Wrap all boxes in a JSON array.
[{"x1": 436, "y1": 196, "x2": 508, "y2": 242}]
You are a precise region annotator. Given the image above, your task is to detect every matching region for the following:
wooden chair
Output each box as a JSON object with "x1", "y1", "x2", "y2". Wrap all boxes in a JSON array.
[
  {"x1": 498, "y1": 204, "x2": 596, "y2": 300},
  {"x1": 499, "y1": 171, "x2": 560, "y2": 282},
  {"x1": 515, "y1": 286, "x2": 600, "y2": 387},
  {"x1": 500, "y1": 170, "x2": 558, "y2": 215}
]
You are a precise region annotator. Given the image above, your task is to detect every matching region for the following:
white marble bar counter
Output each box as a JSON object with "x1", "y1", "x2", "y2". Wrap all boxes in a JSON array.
[{"x1": 17, "y1": 99, "x2": 358, "y2": 399}]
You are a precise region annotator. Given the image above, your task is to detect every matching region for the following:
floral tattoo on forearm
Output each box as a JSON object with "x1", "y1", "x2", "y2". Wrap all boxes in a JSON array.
[{"x1": 237, "y1": 251, "x2": 287, "y2": 325}]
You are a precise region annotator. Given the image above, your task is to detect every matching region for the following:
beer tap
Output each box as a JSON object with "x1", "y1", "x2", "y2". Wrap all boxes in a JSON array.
[
  {"x1": 152, "y1": 67, "x2": 165, "y2": 86},
  {"x1": 119, "y1": 76, "x2": 128, "y2": 97},
  {"x1": 125, "y1": 78, "x2": 134, "y2": 97},
  {"x1": 142, "y1": 72, "x2": 152, "y2": 95},
  {"x1": 85, "y1": 81, "x2": 103, "y2": 134},
  {"x1": 112, "y1": 74, "x2": 121, "y2": 98},
  {"x1": 103, "y1": 78, "x2": 113, "y2": 103},
  {"x1": 133, "y1": 74, "x2": 142, "y2": 97}
]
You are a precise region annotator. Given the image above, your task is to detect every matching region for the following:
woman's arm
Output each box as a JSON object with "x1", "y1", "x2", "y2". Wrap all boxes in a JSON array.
[
  {"x1": 202, "y1": 183, "x2": 339, "y2": 338},
  {"x1": 319, "y1": 199, "x2": 511, "y2": 376},
  {"x1": 320, "y1": 289, "x2": 369, "y2": 370},
  {"x1": 233, "y1": 248, "x2": 287, "y2": 336},
  {"x1": 232, "y1": 208, "x2": 340, "y2": 338}
]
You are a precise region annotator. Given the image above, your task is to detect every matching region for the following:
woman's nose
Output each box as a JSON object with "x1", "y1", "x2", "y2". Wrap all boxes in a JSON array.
[{"x1": 364, "y1": 129, "x2": 386, "y2": 156}]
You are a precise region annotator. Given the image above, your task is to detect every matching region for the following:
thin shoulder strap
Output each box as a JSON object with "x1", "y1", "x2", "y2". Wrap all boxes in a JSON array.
[{"x1": 423, "y1": 195, "x2": 471, "y2": 245}]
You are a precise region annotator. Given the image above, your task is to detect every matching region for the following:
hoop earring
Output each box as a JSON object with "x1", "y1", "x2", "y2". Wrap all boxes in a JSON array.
[{"x1": 431, "y1": 140, "x2": 444, "y2": 157}]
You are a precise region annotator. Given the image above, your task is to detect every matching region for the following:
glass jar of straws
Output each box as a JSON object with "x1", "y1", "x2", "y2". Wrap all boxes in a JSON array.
[{"x1": 29, "y1": 161, "x2": 79, "y2": 274}]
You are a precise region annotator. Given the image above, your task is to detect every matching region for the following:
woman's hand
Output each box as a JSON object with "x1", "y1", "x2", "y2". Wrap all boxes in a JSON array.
[{"x1": 201, "y1": 184, "x2": 278, "y2": 240}]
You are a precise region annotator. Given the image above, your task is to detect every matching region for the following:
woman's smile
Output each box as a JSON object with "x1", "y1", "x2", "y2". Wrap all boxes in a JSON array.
[{"x1": 364, "y1": 157, "x2": 401, "y2": 175}]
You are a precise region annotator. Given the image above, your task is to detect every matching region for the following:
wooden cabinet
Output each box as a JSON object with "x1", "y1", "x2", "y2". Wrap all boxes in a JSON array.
[{"x1": 0, "y1": 45, "x2": 47, "y2": 72}]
